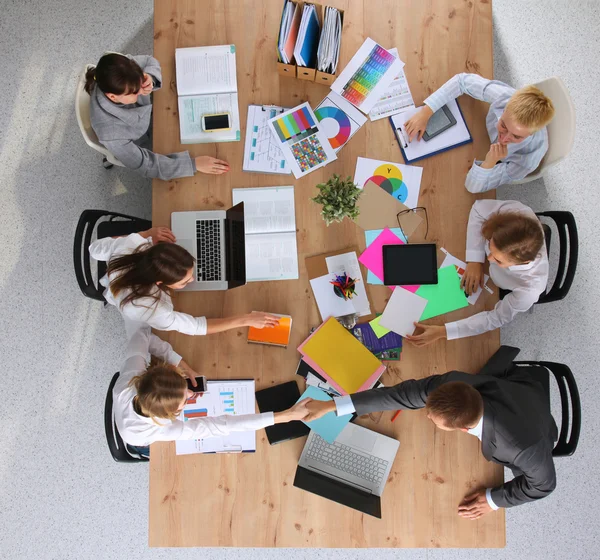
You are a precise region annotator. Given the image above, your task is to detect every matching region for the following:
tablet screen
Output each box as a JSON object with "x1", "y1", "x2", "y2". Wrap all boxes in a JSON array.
[{"x1": 382, "y1": 244, "x2": 438, "y2": 285}]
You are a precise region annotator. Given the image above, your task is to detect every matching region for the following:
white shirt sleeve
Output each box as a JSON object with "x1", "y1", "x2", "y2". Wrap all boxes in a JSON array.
[
  {"x1": 424, "y1": 73, "x2": 513, "y2": 113},
  {"x1": 124, "y1": 298, "x2": 208, "y2": 336},
  {"x1": 88, "y1": 232, "x2": 149, "y2": 262},
  {"x1": 334, "y1": 395, "x2": 356, "y2": 416},
  {"x1": 148, "y1": 333, "x2": 182, "y2": 365},
  {"x1": 151, "y1": 412, "x2": 275, "y2": 441},
  {"x1": 465, "y1": 200, "x2": 490, "y2": 263},
  {"x1": 465, "y1": 157, "x2": 532, "y2": 194},
  {"x1": 486, "y1": 488, "x2": 500, "y2": 510}
]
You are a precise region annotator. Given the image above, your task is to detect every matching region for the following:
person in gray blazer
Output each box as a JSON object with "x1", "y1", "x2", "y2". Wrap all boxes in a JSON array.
[
  {"x1": 84, "y1": 53, "x2": 229, "y2": 181},
  {"x1": 305, "y1": 366, "x2": 558, "y2": 519}
]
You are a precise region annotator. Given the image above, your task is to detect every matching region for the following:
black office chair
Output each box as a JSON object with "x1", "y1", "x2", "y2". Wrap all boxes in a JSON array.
[
  {"x1": 479, "y1": 345, "x2": 581, "y2": 457},
  {"x1": 73, "y1": 209, "x2": 152, "y2": 302},
  {"x1": 104, "y1": 372, "x2": 149, "y2": 463},
  {"x1": 499, "y1": 211, "x2": 578, "y2": 304}
]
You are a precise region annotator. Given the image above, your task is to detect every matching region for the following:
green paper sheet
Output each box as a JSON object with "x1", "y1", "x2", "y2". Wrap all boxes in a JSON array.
[
  {"x1": 369, "y1": 315, "x2": 391, "y2": 338},
  {"x1": 416, "y1": 266, "x2": 469, "y2": 320}
]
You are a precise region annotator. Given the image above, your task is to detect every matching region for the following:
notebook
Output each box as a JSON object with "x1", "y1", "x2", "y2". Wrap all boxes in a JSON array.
[
  {"x1": 243, "y1": 105, "x2": 291, "y2": 174},
  {"x1": 176, "y1": 379, "x2": 256, "y2": 454},
  {"x1": 248, "y1": 314, "x2": 292, "y2": 347},
  {"x1": 390, "y1": 99, "x2": 472, "y2": 164},
  {"x1": 175, "y1": 45, "x2": 241, "y2": 144},
  {"x1": 232, "y1": 186, "x2": 299, "y2": 281},
  {"x1": 298, "y1": 317, "x2": 386, "y2": 396}
]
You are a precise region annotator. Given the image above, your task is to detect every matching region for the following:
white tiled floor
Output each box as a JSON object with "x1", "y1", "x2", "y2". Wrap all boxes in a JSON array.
[{"x1": 0, "y1": 1, "x2": 598, "y2": 559}]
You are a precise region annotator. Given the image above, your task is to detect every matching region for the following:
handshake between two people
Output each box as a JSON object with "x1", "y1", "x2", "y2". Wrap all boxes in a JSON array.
[{"x1": 273, "y1": 398, "x2": 337, "y2": 424}]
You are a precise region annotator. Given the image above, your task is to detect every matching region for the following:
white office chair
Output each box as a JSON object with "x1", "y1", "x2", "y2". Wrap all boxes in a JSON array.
[
  {"x1": 512, "y1": 76, "x2": 575, "y2": 184},
  {"x1": 75, "y1": 65, "x2": 125, "y2": 169}
]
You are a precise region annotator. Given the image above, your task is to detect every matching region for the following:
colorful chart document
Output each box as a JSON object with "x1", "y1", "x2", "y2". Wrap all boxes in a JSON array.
[
  {"x1": 268, "y1": 102, "x2": 337, "y2": 178},
  {"x1": 243, "y1": 105, "x2": 291, "y2": 174},
  {"x1": 176, "y1": 380, "x2": 256, "y2": 455},
  {"x1": 354, "y1": 157, "x2": 424, "y2": 210},
  {"x1": 315, "y1": 92, "x2": 367, "y2": 153},
  {"x1": 331, "y1": 37, "x2": 403, "y2": 114}
]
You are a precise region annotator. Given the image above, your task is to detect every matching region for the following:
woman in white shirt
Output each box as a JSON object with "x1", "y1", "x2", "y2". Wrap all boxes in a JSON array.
[
  {"x1": 406, "y1": 200, "x2": 549, "y2": 346},
  {"x1": 114, "y1": 325, "x2": 310, "y2": 455},
  {"x1": 89, "y1": 228, "x2": 280, "y2": 337}
]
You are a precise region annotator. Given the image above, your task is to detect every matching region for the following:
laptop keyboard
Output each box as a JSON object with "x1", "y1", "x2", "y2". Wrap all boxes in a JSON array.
[
  {"x1": 306, "y1": 434, "x2": 389, "y2": 486},
  {"x1": 195, "y1": 220, "x2": 222, "y2": 282}
]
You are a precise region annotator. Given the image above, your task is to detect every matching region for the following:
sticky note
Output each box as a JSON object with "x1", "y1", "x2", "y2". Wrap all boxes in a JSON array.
[
  {"x1": 297, "y1": 386, "x2": 352, "y2": 444},
  {"x1": 416, "y1": 265, "x2": 469, "y2": 320},
  {"x1": 369, "y1": 315, "x2": 390, "y2": 338}
]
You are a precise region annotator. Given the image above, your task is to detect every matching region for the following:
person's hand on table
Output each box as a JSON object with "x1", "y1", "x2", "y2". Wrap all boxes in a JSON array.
[
  {"x1": 195, "y1": 156, "x2": 230, "y2": 175},
  {"x1": 405, "y1": 322, "x2": 447, "y2": 348},
  {"x1": 244, "y1": 312, "x2": 281, "y2": 329},
  {"x1": 275, "y1": 398, "x2": 314, "y2": 423},
  {"x1": 480, "y1": 142, "x2": 508, "y2": 169},
  {"x1": 304, "y1": 400, "x2": 336, "y2": 422},
  {"x1": 458, "y1": 489, "x2": 493, "y2": 520},
  {"x1": 461, "y1": 262, "x2": 484, "y2": 296},
  {"x1": 140, "y1": 226, "x2": 176, "y2": 244},
  {"x1": 404, "y1": 105, "x2": 434, "y2": 142},
  {"x1": 178, "y1": 359, "x2": 198, "y2": 388},
  {"x1": 139, "y1": 73, "x2": 154, "y2": 96}
]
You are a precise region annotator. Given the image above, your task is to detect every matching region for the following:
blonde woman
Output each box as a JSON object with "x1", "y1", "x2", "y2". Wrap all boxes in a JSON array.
[
  {"x1": 114, "y1": 325, "x2": 311, "y2": 456},
  {"x1": 404, "y1": 73, "x2": 555, "y2": 192}
]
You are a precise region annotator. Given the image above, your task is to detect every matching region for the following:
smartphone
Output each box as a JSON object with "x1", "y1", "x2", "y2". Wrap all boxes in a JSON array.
[
  {"x1": 187, "y1": 376, "x2": 208, "y2": 393},
  {"x1": 201, "y1": 112, "x2": 231, "y2": 132}
]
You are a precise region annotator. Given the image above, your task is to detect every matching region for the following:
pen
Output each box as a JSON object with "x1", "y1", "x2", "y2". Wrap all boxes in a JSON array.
[{"x1": 391, "y1": 410, "x2": 402, "y2": 422}]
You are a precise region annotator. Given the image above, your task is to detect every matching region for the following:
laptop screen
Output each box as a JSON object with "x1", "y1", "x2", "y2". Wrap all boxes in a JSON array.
[{"x1": 225, "y1": 202, "x2": 246, "y2": 289}]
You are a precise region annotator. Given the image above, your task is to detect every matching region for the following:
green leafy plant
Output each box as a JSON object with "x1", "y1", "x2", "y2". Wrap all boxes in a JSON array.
[{"x1": 311, "y1": 174, "x2": 362, "y2": 226}]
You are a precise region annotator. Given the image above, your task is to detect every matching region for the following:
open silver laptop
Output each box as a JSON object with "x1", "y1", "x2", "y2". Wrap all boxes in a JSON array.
[
  {"x1": 170, "y1": 203, "x2": 246, "y2": 291},
  {"x1": 294, "y1": 423, "x2": 399, "y2": 518}
]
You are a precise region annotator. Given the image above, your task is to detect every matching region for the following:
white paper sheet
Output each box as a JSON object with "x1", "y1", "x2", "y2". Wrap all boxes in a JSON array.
[
  {"x1": 353, "y1": 156, "x2": 423, "y2": 209},
  {"x1": 178, "y1": 93, "x2": 240, "y2": 144},
  {"x1": 232, "y1": 186, "x2": 295, "y2": 235},
  {"x1": 379, "y1": 288, "x2": 428, "y2": 336},
  {"x1": 310, "y1": 274, "x2": 356, "y2": 321},
  {"x1": 439, "y1": 248, "x2": 492, "y2": 305},
  {"x1": 175, "y1": 45, "x2": 237, "y2": 97},
  {"x1": 243, "y1": 105, "x2": 291, "y2": 174},
  {"x1": 244, "y1": 232, "x2": 299, "y2": 282},
  {"x1": 325, "y1": 252, "x2": 371, "y2": 316}
]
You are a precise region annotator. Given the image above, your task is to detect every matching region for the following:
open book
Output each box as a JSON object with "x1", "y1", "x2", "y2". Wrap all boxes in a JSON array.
[
  {"x1": 232, "y1": 186, "x2": 299, "y2": 281},
  {"x1": 175, "y1": 45, "x2": 241, "y2": 144}
]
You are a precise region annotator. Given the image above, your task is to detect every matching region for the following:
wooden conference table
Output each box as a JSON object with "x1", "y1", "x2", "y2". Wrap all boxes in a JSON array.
[{"x1": 150, "y1": 0, "x2": 503, "y2": 548}]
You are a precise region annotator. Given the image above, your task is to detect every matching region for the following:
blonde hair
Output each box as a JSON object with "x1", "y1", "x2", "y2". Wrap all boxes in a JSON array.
[
  {"x1": 505, "y1": 85, "x2": 555, "y2": 131},
  {"x1": 131, "y1": 363, "x2": 187, "y2": 422}
]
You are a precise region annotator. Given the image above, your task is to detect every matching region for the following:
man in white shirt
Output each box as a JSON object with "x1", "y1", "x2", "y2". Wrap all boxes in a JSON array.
[
  {"x1": 406, "y1": 199, "x2": 549, "y2": 346},
  {"x1": 404, "y1": 73, "x2": 555, "y2": 192},
  {"x1": 303, "y1": 369, "x2": 558, "y2": 518}
]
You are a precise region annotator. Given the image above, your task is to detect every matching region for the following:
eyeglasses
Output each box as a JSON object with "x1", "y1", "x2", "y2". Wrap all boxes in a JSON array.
[{"x1": 396, "y1": 206, "x2": 429, "y2": 242}]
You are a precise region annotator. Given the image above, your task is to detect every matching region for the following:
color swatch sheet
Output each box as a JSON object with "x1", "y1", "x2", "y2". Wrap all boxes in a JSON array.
[
  {"x1": 315, "y1": 91, "x2": 367, "y2": 153},
  {"x1": 298, "y1": 317, "x2": 385, "y2": 395},
  {"x1": 354, "y1": 157, "x2": 423, "y2": 210},
  {"x1": 176, "y1": 380, "x2": 256, "y2": 455},
  {"x1": 440, "y1": 247, "x2": 493, "y2": 305},
  {"x1": 415, "y1": 265, "x2": 469, "y2": 320},
  {"x1": 268, "y1": 102, "x2": 337, "y2": 178},
  {"x1": 359, "y1": 227, "x2": 419, "y2": 293},
  {"x1": 243, "y1": 105, "x2": 291, "y2": 174},
  {"x1": 331, "y1": 37, "x2": 403, "y2": 114},
  {"x1": 369, "y1": 48, "x2": 415, "y2": 121},
  {"x1": 297, "y1": 386, "x2": 351, "y2": 444}
]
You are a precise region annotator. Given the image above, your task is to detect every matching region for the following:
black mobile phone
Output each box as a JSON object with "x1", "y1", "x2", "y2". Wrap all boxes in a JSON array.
[{"x1": 187, "y1": 376, "x2": 207, "y2": 393}]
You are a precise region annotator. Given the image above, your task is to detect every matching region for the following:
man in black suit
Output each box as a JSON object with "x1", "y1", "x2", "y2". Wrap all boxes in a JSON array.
[{"x1": 305, "y1": 366, "x2": 558, "y2": 519}]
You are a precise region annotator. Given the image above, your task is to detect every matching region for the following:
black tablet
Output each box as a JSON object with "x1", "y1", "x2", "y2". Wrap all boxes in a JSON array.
[
  {"x1": 423, "y1": 105, "x2": 457, "y2": 142},
  {"x1": 382, "y1": 244, "x2": 438, "y2": 285},
  {"x1": 255, "y1": 381, "x2": 310, "y2": 445}
]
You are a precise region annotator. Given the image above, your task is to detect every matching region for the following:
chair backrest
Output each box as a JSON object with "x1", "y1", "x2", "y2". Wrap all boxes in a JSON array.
[
  {"x1": 74, "y1": 65, "x2": 124, "y2": 166},
  {"x1": 536, "y1": 211, "x2": 578, "y2": 304},
  {"x1": 514, "y1": 361, "x2": 581, "y2": 457},
  {"x1": 105, "y1": 372, "x2": 149, "y2": 463}
]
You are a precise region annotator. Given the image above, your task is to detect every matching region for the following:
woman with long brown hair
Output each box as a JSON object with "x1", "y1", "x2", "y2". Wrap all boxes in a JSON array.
[
  {"x1": 89, "y1": 227, "x2": 279, "y2": 338},
  {"x1": 406, "y1": 200, "x2": 549, "y2": 346}
]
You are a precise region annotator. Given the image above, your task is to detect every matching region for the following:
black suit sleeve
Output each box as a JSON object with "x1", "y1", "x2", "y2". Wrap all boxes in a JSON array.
[
  {"x1": 350, "y1": 371, "x2": 468, "y2": 416},
  {"x1": 490, "y1": 441, "x2": 556, "y2": 508}
]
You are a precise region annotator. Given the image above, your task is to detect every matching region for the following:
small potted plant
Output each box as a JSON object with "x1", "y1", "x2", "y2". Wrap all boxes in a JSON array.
[{"x1": 311, "y1": 174, "x2": 362, "y2": 226}]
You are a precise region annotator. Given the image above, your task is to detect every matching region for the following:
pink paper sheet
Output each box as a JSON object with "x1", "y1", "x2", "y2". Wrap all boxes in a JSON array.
[{"x1": 358, "y1": 227, "x2": 420, "y2": 293}]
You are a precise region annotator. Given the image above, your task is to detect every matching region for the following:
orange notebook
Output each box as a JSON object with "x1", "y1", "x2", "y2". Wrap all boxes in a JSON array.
[{"x1": 248, "y1": 315, "x2": 292, "y2": 347}]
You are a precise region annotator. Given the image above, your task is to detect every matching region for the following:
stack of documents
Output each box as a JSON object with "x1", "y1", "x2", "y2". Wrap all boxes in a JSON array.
[
  {"x1": 294, "y1": 4, "x2": 321, "y2": 67},
  {"x1": 277, "y1": 0, "x2": 301, "y2": 64},
  {"x1": 317, "y1": 6, "x2": 342, "y2": 74}
]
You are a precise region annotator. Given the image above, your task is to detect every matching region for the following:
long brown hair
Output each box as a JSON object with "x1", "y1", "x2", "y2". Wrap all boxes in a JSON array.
[
  {"x1": 481, "y1": 211, "x2": 544, "y2": 264},
  {"x1": 131, "y1": 363, "x2": 187, "y2": 422},
  {"x1": 84, "y1": 53, "x2": 144, "y2": 95},
  {"x1": 108, "y1": 243, "x2": 195, "y2": 309},
  {"x1": 426, "y1": 382, "x2": 483, "y2": 429}
]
